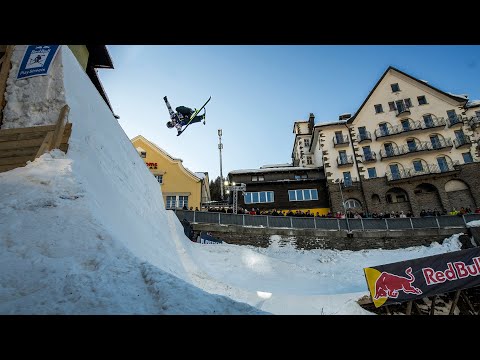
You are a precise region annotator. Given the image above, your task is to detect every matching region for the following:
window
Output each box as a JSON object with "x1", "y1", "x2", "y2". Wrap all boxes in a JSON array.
[
  {"x1": 140, "y1": 151, "x2": 147, "y2": 158},
  {"x1": 407, "y1": 139, "x2": 417, "y2": 152},
  {"x1": 343, "y1": 171, "x2": 352, "y2": 187},
  {"x1": 384, "y1": 143, "x2": 394, "y2": 157},
  {"x1": 304, "y1": 139, "x2": 310, "y2": 148},
  {"x1": 245, "y1": 191, "x2": 274, "y2": 204},
  {"x1": 447, "y1": 109, "x2": 458, "y2": 123},
  {"x1": 388, "y1": 102, "x2": 396, "y2": 111},
  {"x1": 437, "y1": 157, "x2": 448, "y2": 172},
  {"x1": 306, "y1": 156, "x2": 313, "y2": 165},
  {"x1": 367, "y1": 167, "x2": 377, "y2": 178},
  {"x1": 251, "y1": 175, "x2": 265, "y2": 182},
  {"x1": 178, "y1": 196, "x2": 188, "y2": 208},
  {"x1": 339, "y1": 150, "x2": 347, "y2": 163},
  {"x1": 391, "y1": 83, "x2": 400, "y2": 92},
  {"x1": 345, "y1": 199, "x2": 362, "y2": 209},
  {"x1": 166, "y1": 196, "x2": 176, "y2": 209},
  {"x1": 363, "y1": 146, "x2": 373, "y2": 160},
  {"x1": 379, "y1": 123, "x2": 389, "y2": 136},
  {"x1": 462, "y1": 152, "x2": 473, "y2": 164},
  {"x1": 423, "y1": 114, "x2": 433, "y2": 128},
  {"x1": 455, "y1": 130, "x2": 465, "y2": 143},
  {"x1": 401, "y1": 119, "x2": 411, "y2": 131},
  {"x1": 294, "y1": 174, "x2": 308, "y2": 180},
  {"x1": 417, "y1": 95, "x2": 427, "y2": 105},
  {"x1": 395, "y1": 100, "x2": 406, "y2": 113},
  {"x1": 389, "y1": 164, "x2": 400, "y2": 180},
  {"x1": 430, "y1": 135, "x2": 441, "y2": 149},
  {"x1": 374, "y1": 104, "x2": 383, "y2": 114},
  {"x1": 288, "y1": 189, "x2": 318, "y2": 201},
  {"x1": 476, "y1": 110, "x2": 480, "y2": 118},
  {"x1": 335, "y1": 131, "x2": 344, "y2": 143},
  {"x1": 154, "y1": 175, "x2": 163, "y2": 184},
  {"x1": 413, "y1": 160, "x2": 424, "y2": 172},
  {"x1": 404, "y1": 98, "x2": 412, "y2": 108},
  {"x1": 358, "y1": 126, "x2": 368, "y2": 141}
]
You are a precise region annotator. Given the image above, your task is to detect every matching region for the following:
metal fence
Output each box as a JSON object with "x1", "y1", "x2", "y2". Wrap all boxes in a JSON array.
[{"x1": 174, "y1": 209, "x2": 480, "y2": 231}]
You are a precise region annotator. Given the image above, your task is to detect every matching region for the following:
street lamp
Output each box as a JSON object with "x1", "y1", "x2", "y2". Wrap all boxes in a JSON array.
[
  {"x1": 218, "y1": 129, "x2": 224, "y2": 200},
  {"x1": 224, "y1": 180, "x2": 246, "y2": 214},
  {"x1": 335, "y1": 178, "x2": 351, "y2": 233}
]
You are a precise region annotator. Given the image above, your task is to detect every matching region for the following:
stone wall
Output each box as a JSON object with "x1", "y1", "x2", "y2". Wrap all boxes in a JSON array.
[{"x1": 192, "y1": 223, "x2": 465, "y2": 251}]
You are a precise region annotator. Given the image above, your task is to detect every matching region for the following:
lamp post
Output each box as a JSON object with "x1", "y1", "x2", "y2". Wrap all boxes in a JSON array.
[
  {"x1": 224, "y1": 180, "x2": 246, "y2": 214},
  {"x1": 336, "y1": 178, "x2": 351, "y2": 233},
  {"x1": 218, "y1": 129, "x2": 224, "y2": 200}
]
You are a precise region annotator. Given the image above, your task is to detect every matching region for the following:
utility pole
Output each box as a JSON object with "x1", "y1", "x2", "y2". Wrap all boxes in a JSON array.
[{"x1": 218, "y1": 129, "x2": 224, "y2": 200}]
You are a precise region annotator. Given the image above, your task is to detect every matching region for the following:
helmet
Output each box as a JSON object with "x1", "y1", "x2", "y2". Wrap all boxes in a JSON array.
[{"x1": 166, "y1": 121, "x2": 174, "y2": 128}]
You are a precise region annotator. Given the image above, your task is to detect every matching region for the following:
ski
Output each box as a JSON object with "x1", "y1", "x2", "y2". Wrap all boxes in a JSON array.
[{"x1": 177, "y1": 96, "x2": 211, "y2": 136}]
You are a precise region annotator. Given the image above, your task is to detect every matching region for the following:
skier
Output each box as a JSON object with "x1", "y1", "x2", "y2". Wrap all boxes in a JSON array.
[
  {"x1": 166, "y1": 105, "x2": 205, "y2": 135},
  {"x1": 164, "y1": 96, "x2": 210, "y2": 136}
]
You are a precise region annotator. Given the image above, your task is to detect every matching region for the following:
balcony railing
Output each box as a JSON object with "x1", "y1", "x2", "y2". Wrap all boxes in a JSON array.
[
  {"x1": 357, "y1": 131, "x2": 372, "y2": 143},
  {"x1": 447, "y1": 115, "x2": 466, "y2": 127},
  {"x1": 386, "y1": 161, "x2": 460, "y2": 181},
  {"x1": 341, "y1": 177, "x2": 360, "y2": 189},
  {"x1": 375, "y1": 117, "x2": 446, "y2": 139},
  {"x1": 379, "y1": 138, "x2": 453, "y2": 159},
  {"x1": 453, "y1": 135, "x2": 472, "y2": 148},
  {"x1": 333, "y1": 135, "x2": 349, "y2": 147},
  {"x1": 395, "y1": 106, "x2": 411, "y2": 117},
  {"x1": 360, "y1": 152, "x2": 377, "y2": 162},
  {"x1": 468, "y1": 116, "x2": 480, "y2": 130},
  {"x1": 337, "y1": 155, "x2": 354, "y2": 167}
]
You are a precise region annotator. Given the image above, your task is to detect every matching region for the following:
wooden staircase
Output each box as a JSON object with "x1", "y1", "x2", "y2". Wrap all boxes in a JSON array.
[{"x1": 0, "y1": 105, "x2": 72, "y2": 173}]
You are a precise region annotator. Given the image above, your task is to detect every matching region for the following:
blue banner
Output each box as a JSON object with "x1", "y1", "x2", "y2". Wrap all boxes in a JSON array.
[{"x1": 17, "y1": 45, "x2": 61, "y2": 80}]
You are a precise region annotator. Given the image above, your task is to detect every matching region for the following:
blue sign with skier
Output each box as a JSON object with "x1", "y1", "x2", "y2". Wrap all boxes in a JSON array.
[{"x1": 17, "y1": 45, "x2": 61, "y2": 80}]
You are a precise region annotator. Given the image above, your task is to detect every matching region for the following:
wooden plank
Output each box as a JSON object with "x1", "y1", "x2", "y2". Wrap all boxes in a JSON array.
[
  {"x1": 460, "y1": 292, "x2": 477, "y2": 315},
  {"x1": 0, "y1": 138, "x2": 44, "y2": 150},
  {"x1": 413, "y1": 301, "x2": 423, "y2": 315},
  {"x1": 61, "y1": 123, "x2": 73, "y2": 143},
  {"x1": 384, "y1": 305, "x2": 391, "y2": 315},
  {"x1": 449, "y1": 290, "x2": 462, "y2": 315},
  {"x1": 0, "y1": 45, "x2": 13, "y2": 123},
  {"x1": 0, "y1": 163, "x2": 22, "y2": 173},
  {"x1": 405, "y1": 300, "x2": 413, "y2": 315},
  {"x1": 0, "y1": 155, "x2": 34, "y2": 166},
  {"x1": 0, "y1": 124, "x2": 56, "y2": 136},
  {"x1": 49, "y1": 105, "x2": 69, "y2": 150},
  {"x1": 59, "y1": 143, "x2": 69, "y2": 153},
  {"x1": 0, "y1": 131, "x2": 49, "y2": 143},
  {"x1": 35, "y1": 131, "x2": 53, "y2": 158},
  {"x1": 430, "y1": 295, "x2": 437, "y2": 315},
  {"x1": 0, "y1": 147, "x2": 38, "y2": 158}
]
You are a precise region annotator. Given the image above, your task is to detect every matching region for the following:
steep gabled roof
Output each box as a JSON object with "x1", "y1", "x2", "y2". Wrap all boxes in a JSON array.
[
  {"x1": 131, "y1": 135, "x2": 201, "y2": 182},
  {"x1": 348, "y1": 66, "x2": 469, "y2": 124}
]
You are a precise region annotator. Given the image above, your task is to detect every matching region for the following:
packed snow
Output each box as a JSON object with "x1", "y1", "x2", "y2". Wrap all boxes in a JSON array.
[{"x1": 0, "y1": 46, "x2": 470, "y2": 314}]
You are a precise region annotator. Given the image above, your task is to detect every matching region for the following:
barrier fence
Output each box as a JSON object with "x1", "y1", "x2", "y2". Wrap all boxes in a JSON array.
[{"x1": 174, "y1": 209, "x2": 480, "y2": 231}]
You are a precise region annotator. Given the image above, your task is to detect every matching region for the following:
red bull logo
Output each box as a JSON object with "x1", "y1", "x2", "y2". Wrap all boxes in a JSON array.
[
  {"x1": 364, "y1": 266, "x2": 423, "y2": 307},
  {"x1": 373, "y1": 267, "x2": 422, "y2": 299}
]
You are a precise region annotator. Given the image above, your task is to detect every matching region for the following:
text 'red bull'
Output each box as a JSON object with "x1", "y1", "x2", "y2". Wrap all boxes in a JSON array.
[
  {"x1": 422, "y1": 256, "x2": 480, "y2": 285},
  {"x1": 374, "y1": 267, "x2": 422, "y2": 300}
]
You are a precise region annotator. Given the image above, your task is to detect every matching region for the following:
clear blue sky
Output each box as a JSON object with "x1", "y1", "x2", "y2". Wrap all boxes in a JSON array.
[{"x1": 98, "y1": 45, "x2": 480, "y2": 181}]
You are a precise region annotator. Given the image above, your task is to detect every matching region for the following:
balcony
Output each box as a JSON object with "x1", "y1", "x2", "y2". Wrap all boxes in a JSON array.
[
  {"x1": 386, "y1": 161, "x2": 460, "y2": 182},
  {"x1": 357, "y1": 131, "x2": 372, "y2": 143},
  {"x1": 395, "y1": 106, "x2": 411, "y2": 117},
  {"x1": 453, "y1": 135, "x2": 472, "y2": 149},
  {"x1": 337, "y1": 155, "x2": 354, "y2": 167},
  {"x1": 333, "y1": 135, "x2": 349, "y2": 147},
  {"x1": 468, "y1": 116, "x2": 480, "y2": 130},
  {"x1": 379, "y1": 138, "x2": 453, "y2": 160},
  {"x1": 375, "y1": 118, "x2": 446, "y2": 139},
  {"x1": 340, "y1": 177, "x2": 360, "y2": 189},
  {"x1": 360, "y1": 152, "x2": 377, "y2": 163},
  {"x1": 447, "y1": 115, "x2": 466, "y2": 128}
]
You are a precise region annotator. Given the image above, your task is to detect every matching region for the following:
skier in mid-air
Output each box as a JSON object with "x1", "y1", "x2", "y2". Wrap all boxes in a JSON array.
[{"x1": 164, "y1": 96, "x2": 211, "y2": 136}]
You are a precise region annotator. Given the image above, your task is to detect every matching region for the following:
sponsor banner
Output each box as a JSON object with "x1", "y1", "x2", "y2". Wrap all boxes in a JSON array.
[
  {"x1": 17, "y1": 45, "x2": 61, "y2": 80},
  {"x1": 198, "y1": 231, "x2": 223, "y2": 245},
  {"x1": 364, "y1": 246, "x2": 480, "y2": 308}
]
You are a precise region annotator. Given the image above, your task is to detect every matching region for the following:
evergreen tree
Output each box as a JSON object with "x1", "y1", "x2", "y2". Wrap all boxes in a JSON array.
[{"x1": 209, "y1": 176, "x2": 223, "y2": 201}]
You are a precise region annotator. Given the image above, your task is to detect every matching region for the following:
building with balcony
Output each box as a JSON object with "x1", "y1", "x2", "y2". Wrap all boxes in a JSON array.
[{"x1": 301, "y1": 66, "x2": 480, "y2": 216}]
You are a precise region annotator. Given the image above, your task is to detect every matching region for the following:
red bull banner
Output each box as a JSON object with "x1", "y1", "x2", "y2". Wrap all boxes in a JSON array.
[{"x1": 364, "y1": 247, "x2": 480, "y2": 308}]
